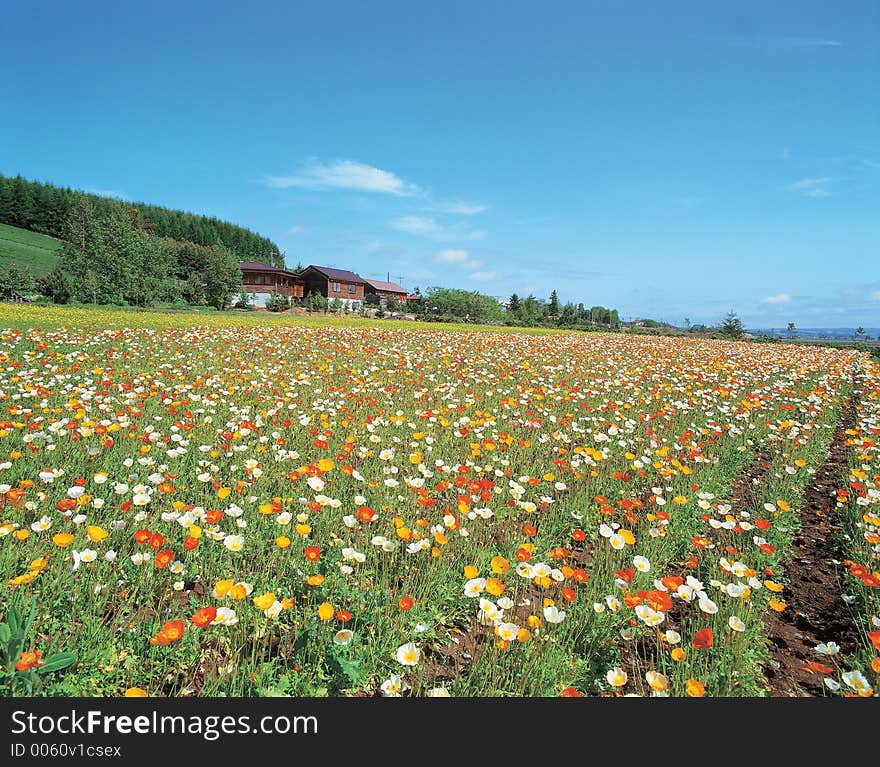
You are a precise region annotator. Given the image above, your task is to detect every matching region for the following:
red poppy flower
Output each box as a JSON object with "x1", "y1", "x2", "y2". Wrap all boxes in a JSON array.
[
  {"x1": 398, "y1": 596, "x2": 414, "y2": 611},
  {"x1": 571, "y1": 528, "x2": 586, "y2": 542},
  {"x1": 692, "y1": 628, "x2": 714, "y2": 649},
  {"x1": 304, "y1": 546, "x2": 321, "y2": 562}
]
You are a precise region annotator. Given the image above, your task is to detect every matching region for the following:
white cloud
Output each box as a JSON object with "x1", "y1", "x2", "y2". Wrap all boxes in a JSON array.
[
  {"x1": 432, "y1": 201, "x2": 488, "y2": 215},
  {"x1": 286, "y1": 225, "x2": 305, "y2": 235},
  {"x1": 789, "y1": 177, "x2": 832, "y2": 197},
  {"x1": 437, "y1": 249, "x2": 469, "y2": 262},
  {"x1": 469, "y1": 271, "x2": 498, "y2": 281},
  {"x1": 761, "y1": 293, "x2": 792, "y2": 305},
  {"x1": 871, "y1": 290, "x2": 880, "y2": 301},
  {"x1": 392, "y1": 216, "x2": 440, "y2": 234},
  {"x1": 265, "y1": 159, "x2": 420, "y2": 196}
]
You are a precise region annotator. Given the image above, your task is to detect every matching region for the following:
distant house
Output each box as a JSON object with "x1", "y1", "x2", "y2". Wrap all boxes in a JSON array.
[
  {"x1": 363, "y1": 278, "x2": 408, "y2": 307},
  {"x1": 301, "y1": 265, "x2": 366, "y2": 308},
  {"x1": 239, "y1": 261, "x2": 304, "y2": 308}
]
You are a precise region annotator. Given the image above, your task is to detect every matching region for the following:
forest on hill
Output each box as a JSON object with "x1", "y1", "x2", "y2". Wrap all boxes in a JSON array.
[{"x1": 0, "y1": 172, "x2": 281, "y2": 265}]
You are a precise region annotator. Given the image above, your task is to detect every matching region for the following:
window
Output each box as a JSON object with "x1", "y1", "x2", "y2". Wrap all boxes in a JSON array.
[
  {"x1": 257, "y1": 275, "x2": 266, "y2": 285},
  {"x1": 332, "y1": 282, "x2": 340, "y2": 292},
  {"x1": 348, "y1": 284, "x2": 356, "y2": 294}
]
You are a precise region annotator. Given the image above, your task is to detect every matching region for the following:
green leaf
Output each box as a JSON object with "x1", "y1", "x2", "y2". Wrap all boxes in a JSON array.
[
  {"x1": 7, "y1": 609, "x2": 21, "y2": 639},
  {"x1": 337, "y1": 657, "x2": 361, "y2": 685},
  {"x1": 0, "y1": 624, "x2": 10, "y2": 645},
  {"x1": 36, "y1": 652, "x2": 77, "y2": 674},
  {"x1": 23, "y1": 596, "x2": 37, "y2": 637}
]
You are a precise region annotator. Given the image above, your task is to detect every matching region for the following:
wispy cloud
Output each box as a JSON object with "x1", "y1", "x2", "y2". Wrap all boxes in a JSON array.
[
  {"x1": 761, "y1": 293, "x2": 792, "y2": 305},
  {"x1": 391, "y1": 216, "x2": 440, "y2": 234},
  {"x1": 85, "y1": 187, "x2": 125, "y2": 199},
  {"x1": 431, "y1": 200, "x2": 489, "y2": 215},
  {"x1": 469, "y1": 271, "x2": 498, "y2": 282},
  {"x1": 265, "y1": 159, "x2": 420, "y2": 196},
  {"x1": 871, "y1": 290, "x2": 880, "y2": 301},
  {"x1": 731, "y1": 37, "x2": 842, "y2": 50},
  {"x1": 392, "y1": 217, "x2": 486, "y2": 242},
  {"x1": 789, "y1": 177, "x2": 832, "y2": 197},
  {"x1": 437, "y1": 249, "x2": 468, "y2": 263},
  {"x1": 436, "y1": 249, "x2": 481, "y2": 269}
]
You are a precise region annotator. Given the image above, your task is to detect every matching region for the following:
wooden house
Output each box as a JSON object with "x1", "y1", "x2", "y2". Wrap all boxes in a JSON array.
[
  {"x1": 363, "y1": 278, "x2": 408, "y2": 307},
  {"x1": 239, "y1": 261, "x2": 304, "y2": 307},
  {"x1": 301, "y1": 265, "x2": 366, "y2": 307}
]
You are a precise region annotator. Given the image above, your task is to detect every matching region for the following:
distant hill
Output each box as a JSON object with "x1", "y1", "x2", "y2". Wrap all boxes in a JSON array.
[
  {"x1": 752, "y1": 327, "x2": 880, "y2": 340},
  {"x1": 0, "y1": 222, "x2": 61, "y2": 276}
]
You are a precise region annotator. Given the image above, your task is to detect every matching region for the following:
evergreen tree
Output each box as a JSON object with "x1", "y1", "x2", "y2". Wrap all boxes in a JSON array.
[
  {"x1": 548, "y1": 290, "x2": 559, "y2": 317},
  {"x1": 719, "y1": 311, "x2": 745, "y2": 339},
  {"x1": 39, "y1": 267, "x2": 73, "y2": 304},
  {"x1": 508, "y1": 293, "x2": 521, "y2": 314}
]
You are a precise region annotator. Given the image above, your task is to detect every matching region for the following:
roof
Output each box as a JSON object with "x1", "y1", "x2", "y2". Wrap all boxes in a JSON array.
[
  {"x1": 304, "y1": 265, "x2": 366, "y2": 283},
  {"x1": 239, "y1": 260, "x2": 301, "y2": 276},
  {"x1": 363, "y1": 279, "x2": 407, "y2": 294}
]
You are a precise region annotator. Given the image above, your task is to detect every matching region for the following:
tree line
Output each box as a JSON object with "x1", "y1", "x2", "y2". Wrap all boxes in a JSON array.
[
  {"x1": 4, "y1": 194, "x2": 243, "y2": 309},
  {"x1": 406, "y1": 287, "x2": 619, "y2": 329},
  {"x1": 0, "y1": 172, "x2": 281, "y2": 264}
]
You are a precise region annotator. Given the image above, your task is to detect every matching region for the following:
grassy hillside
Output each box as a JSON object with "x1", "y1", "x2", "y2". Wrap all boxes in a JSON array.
[{"x1": 0, "y1": 222, "x2": 62, "y2": 276}]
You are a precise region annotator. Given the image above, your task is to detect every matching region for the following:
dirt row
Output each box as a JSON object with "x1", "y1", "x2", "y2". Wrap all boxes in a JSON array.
[{"x1": 761, "y1": 399, "x2": 859, "y2": 696}]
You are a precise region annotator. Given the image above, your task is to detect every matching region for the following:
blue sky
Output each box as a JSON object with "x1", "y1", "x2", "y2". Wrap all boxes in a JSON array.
[{"x1": 2, "y1": 0, "x2": 878, "y2": 327}]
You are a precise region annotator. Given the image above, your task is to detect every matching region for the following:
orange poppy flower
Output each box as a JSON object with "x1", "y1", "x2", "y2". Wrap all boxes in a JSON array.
[
  {"x1": 15, "y1": 650, "x2": 44, "y2": 672},
  {"x1": 801, "y1": 661, "x2": 834, "y2": 675},
  {"x1": 398, "y1": 596, "x2": 414, "y2": 611},
  {"x1": 154, "y1": 549, "x2": 173, "y2": 569},
  {"x1": 644, "y1": 590, "x2": 673, "y2": 613},
  {"x1": 685, "y1": 679, "x2": 705, "y2": 697},
  {"x1": 191, "y1": 606, "x2": 217, "y2": 628}
]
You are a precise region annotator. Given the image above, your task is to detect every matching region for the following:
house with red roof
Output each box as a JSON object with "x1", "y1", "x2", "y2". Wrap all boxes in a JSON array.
[{"x1": 363, "y1": 278, "x2": 408, "y2": 307}]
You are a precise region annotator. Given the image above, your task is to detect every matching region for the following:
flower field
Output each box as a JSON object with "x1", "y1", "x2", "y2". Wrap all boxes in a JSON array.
[{"x1": 1, "y1": 305, "x2": 878, "y2": 697}]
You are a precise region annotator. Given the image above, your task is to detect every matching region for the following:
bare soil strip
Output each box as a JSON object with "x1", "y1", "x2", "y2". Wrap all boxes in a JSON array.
[{"x1": 762, "y1": 400, "x2": 860, "y2": 696}]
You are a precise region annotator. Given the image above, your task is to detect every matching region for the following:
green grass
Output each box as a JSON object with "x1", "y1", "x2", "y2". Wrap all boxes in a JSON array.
[{"x1": 0, "y1": 223, "x2": 62, "y2": 276}]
